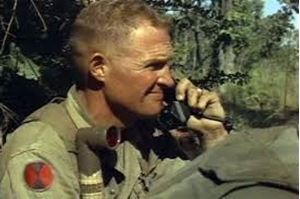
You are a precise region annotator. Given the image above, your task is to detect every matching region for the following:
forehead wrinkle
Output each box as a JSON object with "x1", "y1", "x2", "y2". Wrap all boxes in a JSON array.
[
  {"x1": 137, "y1": 42, "x2": 173, "y2": 60},
  {"x1": 114, "y1": 41, "x2": 173, "y2": 64},
  {"x1": 129, "y1": 25, "x2": 172, "y2": 53},
  {"x1": 112, "y1": 25, "x2": 173, "y2": 69}
]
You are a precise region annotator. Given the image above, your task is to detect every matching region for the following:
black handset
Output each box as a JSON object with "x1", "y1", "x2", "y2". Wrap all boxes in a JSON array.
[
  {"x1": 156, "y1": 87, "x2": 191, "y2": 130},
  {"x1": 157, "y1": 87, "x2": 233, "y2": 132}
]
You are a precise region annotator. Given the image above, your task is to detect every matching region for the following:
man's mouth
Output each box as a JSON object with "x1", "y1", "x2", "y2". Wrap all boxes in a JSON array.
[{"x1": 148, "y1": 91, "x2": 164, "y2": 98}]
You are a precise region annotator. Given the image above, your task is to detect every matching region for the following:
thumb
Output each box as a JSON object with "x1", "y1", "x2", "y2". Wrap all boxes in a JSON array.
[
  {"x1": 187, "y1": 116, "x2": 223, "y2": 135},
  {"x1": 187, "y1": 116, "x2": 228, "y2": 149}
]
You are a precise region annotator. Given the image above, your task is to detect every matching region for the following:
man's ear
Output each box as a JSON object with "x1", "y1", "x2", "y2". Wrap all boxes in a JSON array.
[{"x1": 89, "y1": 53, "x2": 109, "y2": 82}]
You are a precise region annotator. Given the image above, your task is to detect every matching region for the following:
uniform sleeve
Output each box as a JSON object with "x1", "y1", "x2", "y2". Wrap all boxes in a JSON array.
[
  {"x1": 223, "y1": 185, "x2": 298, "y2": 199},
  {"x1": 0, "y1": 122, "x2": 80, "y2": 199}
]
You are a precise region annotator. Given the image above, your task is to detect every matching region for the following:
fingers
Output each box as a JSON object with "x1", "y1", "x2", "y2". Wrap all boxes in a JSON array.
[
  {"x1": 187, "y1": 88, "x2": 200, "y2": 108},
  {"x1": 203, "y1": 103, "x2": 225, "y2": 119},
  {"x1": 197, "y1": 90, "x2": 217, "y2": 110},
  {"x1": 176, "y1": 78, "x2": 228, "y2": 149},
  {"x1": 187, "y1": 116, "x2": 228, "y2": 148},
  {"x1": 176, "y1": 78, "x2": 193, "y2": 101},
  {"x1": 176, "y1": 78, "x2": 224, "y2": 118},
  {"x1": 176, "y1": 78, "x2": 201, "y2": 108},
  {"x1": 187, "y1": 116, "x2": 223, "y2": 134},
  {"x1": 197, "y1": 91, "x2": 225, "y2": 118}
]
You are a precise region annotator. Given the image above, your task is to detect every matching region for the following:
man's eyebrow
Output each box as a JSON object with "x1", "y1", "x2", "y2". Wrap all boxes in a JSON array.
[{"x1": 143, "y1": 56, "x2": 173, "y2": 65}]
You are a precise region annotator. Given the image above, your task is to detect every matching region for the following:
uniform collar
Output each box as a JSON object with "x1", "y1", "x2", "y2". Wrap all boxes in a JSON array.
[{"x1": 65, "y1": 85, "x2": 95, "y2": 129}]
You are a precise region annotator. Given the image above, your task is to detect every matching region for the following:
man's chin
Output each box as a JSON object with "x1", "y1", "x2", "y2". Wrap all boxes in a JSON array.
[
  {"x1": 138, "y1": 111, "x2": 160, "y2": 119},
  {"x1": 130, "y1": 101, "x2": 165, "y2": 119},
  {"x1": 137, "y1": 107, "x2": 163, "y2": 119}
]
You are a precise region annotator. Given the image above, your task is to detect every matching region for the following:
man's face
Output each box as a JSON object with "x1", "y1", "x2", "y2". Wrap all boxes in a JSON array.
[{"x1": 103, "y1": 24, "x2": 175, "y2": 120}]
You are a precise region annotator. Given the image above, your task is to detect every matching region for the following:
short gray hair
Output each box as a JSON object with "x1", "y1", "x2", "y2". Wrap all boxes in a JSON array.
[{"x1": 69, "y1": 0, "x2": 172, "y2": 71}]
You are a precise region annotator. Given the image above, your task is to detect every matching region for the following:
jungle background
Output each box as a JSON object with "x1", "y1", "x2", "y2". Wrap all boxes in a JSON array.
[{"x1": 0, "y1": 0, "x2": 298, "y2": 147}]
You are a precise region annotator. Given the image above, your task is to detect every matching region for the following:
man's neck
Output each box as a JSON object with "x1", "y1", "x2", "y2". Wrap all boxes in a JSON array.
[{"x1": 78, "y1": 88, "x2": 134, "y2": 128}]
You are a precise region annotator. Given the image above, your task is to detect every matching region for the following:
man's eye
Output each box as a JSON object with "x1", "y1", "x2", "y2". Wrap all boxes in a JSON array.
[{"x1": 146, "y1": 62, "x2": 166, "y2": 70}]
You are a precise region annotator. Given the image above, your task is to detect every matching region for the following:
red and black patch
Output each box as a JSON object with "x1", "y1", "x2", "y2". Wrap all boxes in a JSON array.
[{"x1": 24, "y1": 161, "x2": 54, "y2": 191}]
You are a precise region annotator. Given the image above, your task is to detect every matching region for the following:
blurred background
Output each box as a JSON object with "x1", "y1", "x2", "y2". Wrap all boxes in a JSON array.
[{"x1": 0, "y1": 0, "x2": 298, "y2": 144}]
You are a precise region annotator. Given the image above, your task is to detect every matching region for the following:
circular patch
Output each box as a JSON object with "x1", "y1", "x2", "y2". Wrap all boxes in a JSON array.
[{"x1": 24, "y1": 161, "x2": 54, "y2": 191}]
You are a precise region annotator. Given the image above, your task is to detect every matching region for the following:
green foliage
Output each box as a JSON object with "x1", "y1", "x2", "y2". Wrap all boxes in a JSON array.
[
  {"x1": 147, "y1": 0, "x2": 295, "y2": 90},
  {"x1": 3, "y1": 43, "x2": 41, "y2": 81},
  {"x1": 222, "y1": 30, "x2": 298, "y2": 128}
]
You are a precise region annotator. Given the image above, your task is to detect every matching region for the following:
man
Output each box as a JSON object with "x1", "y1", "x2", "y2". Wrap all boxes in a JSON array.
[{"x1": 0, "y1": 0, "x2": 228, "y2": 198}]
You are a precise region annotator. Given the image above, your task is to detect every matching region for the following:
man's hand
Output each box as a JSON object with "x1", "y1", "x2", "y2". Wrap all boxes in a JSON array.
[{"x1": 176, "y1": 78, "x2": 228, "y2": 149}]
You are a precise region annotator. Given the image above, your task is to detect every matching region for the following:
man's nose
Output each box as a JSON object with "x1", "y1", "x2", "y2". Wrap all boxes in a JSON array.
[{"x1": 157, "y1": 66, "x2": 175, "y2": 88}]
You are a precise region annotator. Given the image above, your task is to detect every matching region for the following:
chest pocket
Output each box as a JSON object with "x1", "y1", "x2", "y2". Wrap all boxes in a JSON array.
[{"x1": 101, "y1": 141, "x2": 141, "y2": 199}]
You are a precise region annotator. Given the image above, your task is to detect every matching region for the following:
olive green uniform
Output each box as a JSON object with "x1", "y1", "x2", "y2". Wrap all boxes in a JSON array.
[
  {"x1": 148, "y1": 126, "x2": 299, "y2": 199},
  {"x1": 0, "y1": 86, "x2": 188, "y2": 198}
]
